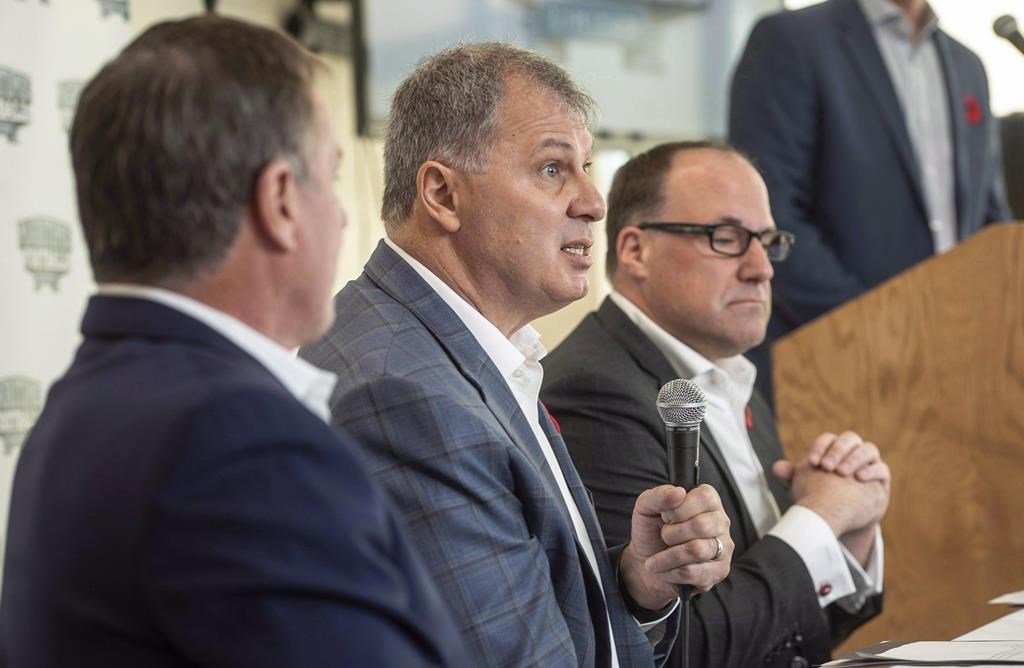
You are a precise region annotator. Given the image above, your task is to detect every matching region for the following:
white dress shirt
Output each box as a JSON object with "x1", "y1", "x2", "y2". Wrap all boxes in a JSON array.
[
  {"x1": 610, "y1": 291, "x2": 883, "y2": 610},
  {"x1": 859, "y1": 0, "x2": 957, "y2": 253},
  {"x1": 97, "y1": 284, "x2": 338, "y2": 423}
]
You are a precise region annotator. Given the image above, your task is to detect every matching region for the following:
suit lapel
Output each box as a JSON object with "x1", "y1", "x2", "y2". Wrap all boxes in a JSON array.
[
  {"x1": 594, "y1": 298, "x2": 762, "y2": 546},
  {"x1": 835, "y1": 0, "x2": 927, "y2": 218},
  {"x1": 538, "y1": 409, "x2": 619, "y2": 663},
  {"x1": 933, "y1": 30, "x2": 969, "y2": 237}
]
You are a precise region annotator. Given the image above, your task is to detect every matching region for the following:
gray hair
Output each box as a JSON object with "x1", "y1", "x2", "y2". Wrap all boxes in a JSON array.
[{"x1": 381, "y1": 42, "x2": 596, "y2": 227}]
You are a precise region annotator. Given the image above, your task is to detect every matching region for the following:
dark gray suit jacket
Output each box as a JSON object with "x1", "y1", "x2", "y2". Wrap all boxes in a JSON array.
[{"x1": 541, "y1": 298, "x2": 882, "y2": 668}]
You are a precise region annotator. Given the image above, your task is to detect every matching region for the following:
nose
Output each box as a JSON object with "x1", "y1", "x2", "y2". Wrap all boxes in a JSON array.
[
  {"x1": 740, "y1": 237, "x2": 774, "y2": 283},
  {"x1": 569, "y1": 171, "x2": 606, "y2": 223}
]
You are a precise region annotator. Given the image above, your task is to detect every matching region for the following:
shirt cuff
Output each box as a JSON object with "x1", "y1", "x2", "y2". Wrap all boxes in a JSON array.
[
  {"x1": 768, "y1": 504, "x2": 856, "y2": 608},
  {"x1": 635, "y1": 597, "x2": 680, "y2": 631},
  {"x1": 835, "y1": 525, "x2": 884, "y2": 613}
]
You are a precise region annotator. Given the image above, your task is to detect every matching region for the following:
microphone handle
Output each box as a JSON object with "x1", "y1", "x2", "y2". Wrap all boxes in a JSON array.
[
  {"x1": 1011, "y1": 31, "x2": 1024, "y2": 56},
  {"x1": 667, "y1": 424, "x2": 701, "y2": 490},
  {"x1": 666, "y1": 423, "x2": 701, "y2": 668}
]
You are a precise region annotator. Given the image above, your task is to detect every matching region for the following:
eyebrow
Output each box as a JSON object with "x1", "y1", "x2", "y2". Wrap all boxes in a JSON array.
[
  {"x1": 715, "y1": 215, "x2": 778, "y2": 232},
  {"x1": 532, "y1": 138, "x2": 576, "y2": 155}
]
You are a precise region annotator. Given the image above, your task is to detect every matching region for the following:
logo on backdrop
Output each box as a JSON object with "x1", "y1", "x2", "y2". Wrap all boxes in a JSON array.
[
  {"x1": 95, "y1": 0, "x2": 129, "y2": 20},
  {"x1": 0, "y1": 376, "x2": 42, "y2": 456},
  {"x1": 57, "y1": 79, "x2": 84, "y2": 132},
  {"x1": 18, "y1": 216, "x2": 72, "y2": 291},
  {"x1": 0, "y1": 66, "x2": 31, "y2": 144}
]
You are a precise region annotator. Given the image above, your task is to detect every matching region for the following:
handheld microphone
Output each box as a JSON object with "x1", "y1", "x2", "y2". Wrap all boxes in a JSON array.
[
  {"x1": 656, "y1": 379, "x2": 708, "y2": 491},
  {"x1": 994, "y1": 15, "x2": 1024, "y2": 57},
  {"x1": 656, "y1": 379, "x2": 708, "y2": 668}
]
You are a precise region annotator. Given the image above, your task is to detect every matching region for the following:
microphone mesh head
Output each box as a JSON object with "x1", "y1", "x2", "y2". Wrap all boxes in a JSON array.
[
  {"x1": 656, "y1": 379, "x2": 708, "y2": 427},
  {"x1": 994, "y1": 14, "x2": 1017, "y2": 38}
]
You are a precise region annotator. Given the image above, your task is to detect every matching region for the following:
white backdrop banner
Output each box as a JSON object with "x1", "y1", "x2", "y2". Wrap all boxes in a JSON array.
[{"x1": 0, "y1": 0, "x2": 132, "y2": 572}]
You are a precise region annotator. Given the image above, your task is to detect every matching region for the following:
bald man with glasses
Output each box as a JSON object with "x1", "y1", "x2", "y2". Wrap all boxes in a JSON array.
[{"x1": 541, "y1": 142, "x2": 890, "y2": 668}]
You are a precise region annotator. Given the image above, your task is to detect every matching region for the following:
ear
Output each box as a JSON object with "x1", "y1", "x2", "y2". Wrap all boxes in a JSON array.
[
  {"x1": 251, "y1": 157, "x2": 301, "y2": 252},
  {"x1": 615, "y1": 225, "x2": 650, "y2": 280},
  {"x1": 416, "y1": 160, "x2": 462, "y2": 233}
]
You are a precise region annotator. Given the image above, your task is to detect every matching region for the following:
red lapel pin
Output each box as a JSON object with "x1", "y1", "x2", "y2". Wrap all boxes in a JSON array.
[
  {"x1": 542, "y1": 403, "x2": 561, "y2": 433},
  {"x1": 964, "y1": 94, "x2": 982, "y2": 125}
]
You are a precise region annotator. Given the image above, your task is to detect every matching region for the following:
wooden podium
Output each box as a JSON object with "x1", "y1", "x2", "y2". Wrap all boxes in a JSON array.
[{"x1": 773, "y1": 223, "x2": 1024, "y2": 653}]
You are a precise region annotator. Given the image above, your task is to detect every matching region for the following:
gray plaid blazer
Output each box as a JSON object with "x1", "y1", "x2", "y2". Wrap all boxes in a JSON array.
[{"x1": 300, "y1": 241, "x2": 676, "y2": 667}]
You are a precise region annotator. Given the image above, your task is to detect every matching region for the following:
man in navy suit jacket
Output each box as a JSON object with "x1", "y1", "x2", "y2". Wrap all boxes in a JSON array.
[
  {"x1": 729, "y1": 0, "x2": 1011, "y2": 397},
  {"x1": 0, "y1": 16, "x2": 468, "y2": 667},
  {"x1": 301, "y1": 43, "x2": 733, "y2": 667}
]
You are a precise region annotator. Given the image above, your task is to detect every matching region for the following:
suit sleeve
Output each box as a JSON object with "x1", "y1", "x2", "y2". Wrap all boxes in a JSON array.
[
  {"x1": 330, "y1": 374, "x2": 586, "y2": 667},
  {"x1": 729, "y1": 15, "x2": 867, "y2": 325},
  {"x1": 142, "y1": 390, "x2": 461, "y2": 668},
  {"x1": 543, "y1": 367, "x2": 839, "y2": 667}
]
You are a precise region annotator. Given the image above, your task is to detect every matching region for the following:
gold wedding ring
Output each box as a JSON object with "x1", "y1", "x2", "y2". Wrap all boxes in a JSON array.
[{"x1": 711, "y1": 536, "x2": 724, "y2": 561}]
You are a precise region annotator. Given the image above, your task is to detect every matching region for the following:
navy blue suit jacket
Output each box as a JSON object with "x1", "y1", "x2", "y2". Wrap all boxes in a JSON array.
[
  {"x1": 0, "y1": 296, "x2": 469, "y2": 667},
  {"x1": 541, "y1": 299, "x2": 882, "y2": 668},
  {"x1": 300, "y1": 242, "x2": 678, "y2": 667},
  {"x1": 729, "y1": 0, "x2": 1010, "y2": 340}
]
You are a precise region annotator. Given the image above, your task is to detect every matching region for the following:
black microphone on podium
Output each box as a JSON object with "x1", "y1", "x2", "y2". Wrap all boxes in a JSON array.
[
  {"x1": 655, "y1": 379, "x2": 708, "y2": 668},
  {"x1": 994, "y1": 15, "x2": 1024, "y2": 57}
]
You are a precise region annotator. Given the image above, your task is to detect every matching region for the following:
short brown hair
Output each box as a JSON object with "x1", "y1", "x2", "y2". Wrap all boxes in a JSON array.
[
  {"x1": 71, "y1": 15, "x2": 320, "y2": 283},
  {"x1": 605, "y1": 140, "x2": 750, "y2": 276},
  {"x1": 381, "y1": 42, "x2": 595, "y2": 227}
]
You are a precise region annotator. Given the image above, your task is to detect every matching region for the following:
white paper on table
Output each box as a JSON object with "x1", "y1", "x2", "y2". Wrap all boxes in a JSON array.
[
  {"x1": 862, "y1": 640, "x2": 1024, "y2": 662},
  {"x1": 958, "y1": 609, "x2": 1024, "y2": 641},
  {"x1": 991, "y1": 591, "x2": 1024, "y2": 606}
]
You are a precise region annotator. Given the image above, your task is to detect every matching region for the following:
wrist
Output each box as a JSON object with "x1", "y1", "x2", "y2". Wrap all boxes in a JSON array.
[
  {"x1": 618, "y1": 542, "x2": 678, "y2": 612},
  {"x1": 796, "y1": 500, "x2": 847, "y2": 537}
]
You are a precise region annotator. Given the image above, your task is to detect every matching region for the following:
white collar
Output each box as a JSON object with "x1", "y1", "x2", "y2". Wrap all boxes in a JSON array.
[
  {"x1": 384, "y1": 237, "x2": 546, "y2": 379},
  {"x1": 608, "y1": 290, "x2": 755, "y2": 405},
  {"x1": 96, "y1": 283, "x2": 338, "y2": 422}
]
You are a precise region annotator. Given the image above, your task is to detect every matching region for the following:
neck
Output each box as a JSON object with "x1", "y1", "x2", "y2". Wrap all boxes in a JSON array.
[
  {"x1": 171, "y1": 235, "x2": 309, "y2": 350},
  {"x1": 389, "y1": 229, "x2": 533, "y2": 339}
]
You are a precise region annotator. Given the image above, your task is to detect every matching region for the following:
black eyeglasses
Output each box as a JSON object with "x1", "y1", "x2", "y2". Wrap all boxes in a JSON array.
[{"x1": 636, "y1": 222, "x2": 796, "y2": 262}]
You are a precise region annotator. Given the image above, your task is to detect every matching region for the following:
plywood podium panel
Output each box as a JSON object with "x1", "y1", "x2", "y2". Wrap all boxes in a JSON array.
[{"x1": 773, "y1": 223, "x2": 1024, "y2": 653}]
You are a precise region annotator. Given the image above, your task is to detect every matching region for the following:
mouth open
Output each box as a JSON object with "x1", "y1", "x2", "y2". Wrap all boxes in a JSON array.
[{"x1": 561, "y1": 243, "x2": 591, "y2": 257}]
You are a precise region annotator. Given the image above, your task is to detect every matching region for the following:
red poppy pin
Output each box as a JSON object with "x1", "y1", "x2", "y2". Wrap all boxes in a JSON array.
[
  {"x1": 964, "y1": 95, "x2": 982, "y2": 125},
  {"x1": 745, "y1": 404, "x2": 754, "y2": 430},
  {"x1": 542, "y1": 403, "x2": 561, "y2": 433}
]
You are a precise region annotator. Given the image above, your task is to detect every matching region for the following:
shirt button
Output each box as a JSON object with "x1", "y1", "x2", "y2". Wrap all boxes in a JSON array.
[
  {"x1": 818, "y1": 583, "x2": 833, "y2": 597},
  {"x1": 790, "y1": 657, "x2": 810, "y2": 668},
  {"x1": 512, "y1": 369, "x2": 523, "y2": 379},
  {"x1": 929, "y1": 218, "x2": 943, "y2": 231}
]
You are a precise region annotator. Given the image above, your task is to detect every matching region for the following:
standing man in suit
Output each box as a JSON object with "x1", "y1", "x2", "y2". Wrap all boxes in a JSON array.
[
  {"x1": 0, "y1": 16, "x2": 469, "y2": 668},
  {"x1": 729, "y1": 0, "x2": 1011, "y2": 398},
  {"x1": 542, "y1": 142, "x2": 890, "y2": 668},
  {"x1": 300, "y1": 43, "x2": 733, "y2": 667}
]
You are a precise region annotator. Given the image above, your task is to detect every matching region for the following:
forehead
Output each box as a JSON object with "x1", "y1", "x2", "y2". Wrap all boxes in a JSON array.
[
  {"x1": 491, "y1": 75, "x2": 593, "y2": 155},
  {"x1": 657, "y1": 150, "x2": 771, "y2": 227}
]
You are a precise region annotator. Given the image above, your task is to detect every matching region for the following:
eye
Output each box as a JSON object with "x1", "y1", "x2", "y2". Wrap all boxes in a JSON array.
[
  {"x1": 583, "y1": 161, "x2": 593, "y2": 175},
  {"x1": 543, "y1": 163, "x2": 561, "y2": 178}
]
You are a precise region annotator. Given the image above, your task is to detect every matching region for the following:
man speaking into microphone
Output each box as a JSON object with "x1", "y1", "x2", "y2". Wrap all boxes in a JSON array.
[{"x1": 542, "y1": 142, "x2": 890, "y2": 668}]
